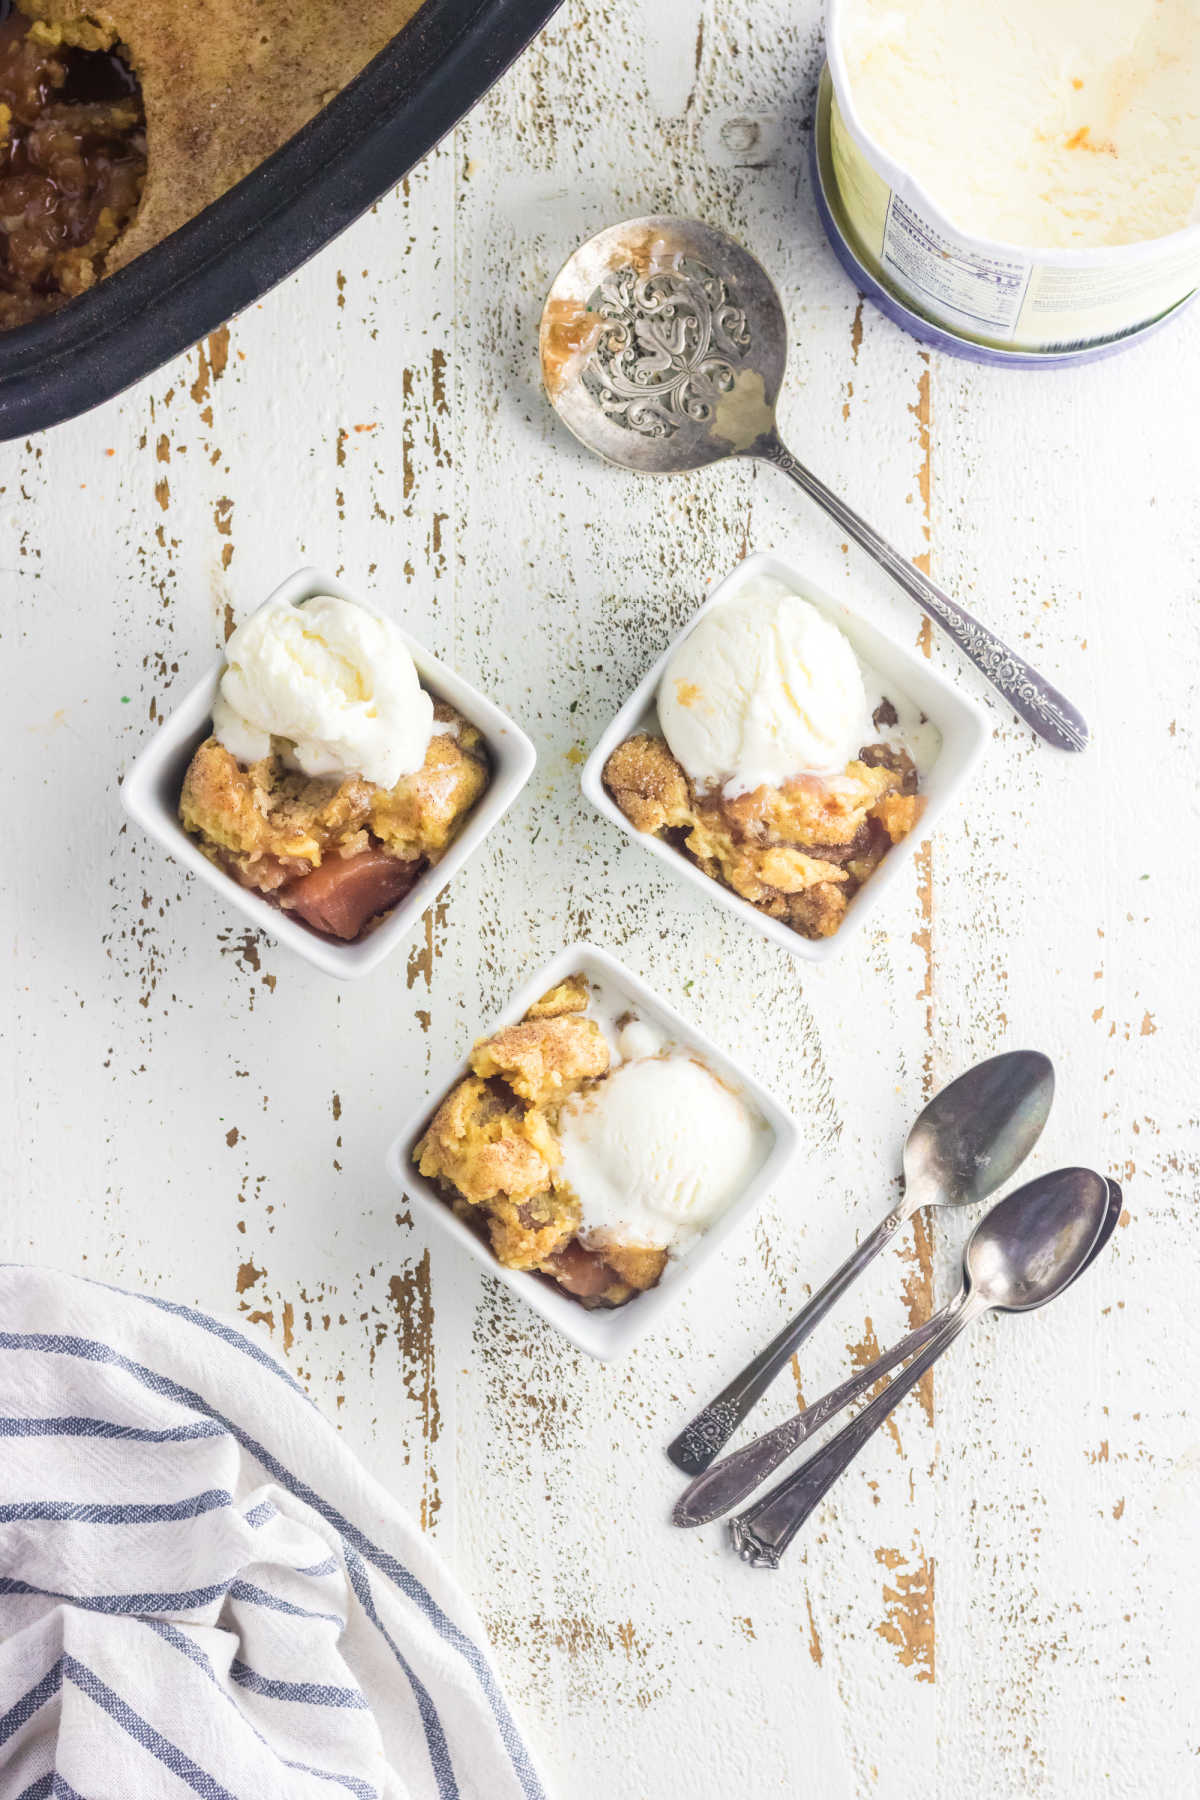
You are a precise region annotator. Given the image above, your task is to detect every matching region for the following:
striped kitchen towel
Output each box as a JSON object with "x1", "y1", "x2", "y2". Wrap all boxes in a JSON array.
[{"x1": 0, "y1": 1266, "x2": 546, "y2": 1800}]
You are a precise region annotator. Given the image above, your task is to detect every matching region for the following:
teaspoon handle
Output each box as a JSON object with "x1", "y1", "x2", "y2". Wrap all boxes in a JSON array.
[
  {"x1": 672, "y1": 1294, "x2": 961, "y2": 1527},
  {"x1": 666, "y1": 1206, "x2": 907, "y2": 1476},
  {"x1": 729, "y1": 1291, "x2": 988, "y2": 1568},
  {"x1": 754, "y1": 434, "x2": 1089, "y2": 753}
]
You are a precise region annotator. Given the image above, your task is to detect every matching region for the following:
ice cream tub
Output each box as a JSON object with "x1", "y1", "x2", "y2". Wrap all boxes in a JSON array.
[{"x1": 824, "y1": 0, "x2": 1200, "y2": 355}]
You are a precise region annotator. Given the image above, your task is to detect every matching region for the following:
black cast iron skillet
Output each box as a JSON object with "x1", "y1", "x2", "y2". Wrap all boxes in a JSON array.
[{"x1": 0, "y1": 0, "x2": 563, "y2": 439}]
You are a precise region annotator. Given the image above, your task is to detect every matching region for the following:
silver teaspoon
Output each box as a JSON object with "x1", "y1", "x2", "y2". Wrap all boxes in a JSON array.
[
  {"x1": 729, "y1": 1166, "x2": 1111, "y2": 1568},
  {"x1": 540, "y1": 215, "x2": 1089, "y2": 752},
  {"x1": 675, "y1": 1174, "x2": 1122, "y2": 1528},
  {"x1": 667, "y1": 1049, "x2": 1054, "y2": 1476}
]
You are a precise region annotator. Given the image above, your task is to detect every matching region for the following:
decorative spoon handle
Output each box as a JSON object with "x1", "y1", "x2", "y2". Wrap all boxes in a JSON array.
[
  {"x1": 667, "y1": 1207, "x2": 906, "y2": 1476},
  {"x1": 672, "y1": 1294, "x2": 962, "y2": 1527},
  {"x1": 729, "y1": 1290, "x2": 987, "y2": 1568},
  {"x1": 753, "y1": 433, "x2": 1089, "y2": 753}
]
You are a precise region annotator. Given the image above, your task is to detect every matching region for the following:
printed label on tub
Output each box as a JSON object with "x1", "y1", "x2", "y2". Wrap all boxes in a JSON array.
[
  {"x1": 1021, "y1": 244, "x2": 1200, "y2": 347},
  {"x1": 827, "y1": 87, "x2": 1200, "y2": 352},
  {"x1": 880, "y1": 193, "x2": 1030, "y2": 336}
]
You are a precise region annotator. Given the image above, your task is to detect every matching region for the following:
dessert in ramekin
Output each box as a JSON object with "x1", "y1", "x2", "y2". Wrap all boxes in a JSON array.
[
  {"x1": 178, "y1": 590, "x2": 489, "y2": 944},
  {"x1": 122, "y1": 568, "x2": 536, "y2": 979},
  {"x1": 388, "y1": 943, "x2": 799, "y2": 1359},
  {"x1": 583, "y1": 552, "x2": 987, "y2": 963}
]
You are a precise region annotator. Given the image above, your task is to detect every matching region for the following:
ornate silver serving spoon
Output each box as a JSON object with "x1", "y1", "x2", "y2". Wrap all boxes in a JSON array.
[
  {"x1": 727, "y1": 1166, "x2": 1112, "y2": 1567},
  {"x1": 667, "y1": 1049, "x2": 1055, "y2": 1477},
  {"x1": 540, "y1": 215, "x2": 1088, "y2": 752},
  {"x1": 674, "y1": 1176, "x2": 1122, "y2": 1529}
]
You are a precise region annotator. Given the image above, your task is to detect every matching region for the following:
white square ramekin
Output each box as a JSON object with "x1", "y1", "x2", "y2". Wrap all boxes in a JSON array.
[
  {"x1": 121, "y1": 567, "x2": 537, "y2": 979},
  {"x1": 581, "y1": 550, "x2": 989, "y2": 963},
  {"x1": 385, "y1": 941, "x2": 800, "y2": 1360}
]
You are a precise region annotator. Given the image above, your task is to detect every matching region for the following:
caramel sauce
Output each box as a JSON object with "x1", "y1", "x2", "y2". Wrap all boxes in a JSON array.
[
  {"x1": 0, "y1": 11, "x2": 145, "y2": 327},
  {"x1": 540, "y1": 294, "x2": 603, "y2": 399}
]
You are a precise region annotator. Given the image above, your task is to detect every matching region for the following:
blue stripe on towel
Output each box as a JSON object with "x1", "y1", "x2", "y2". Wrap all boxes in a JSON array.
[
  {"x1": 147, "y1": 1620, "x2": 380, "y2": 1800},
  {"x1": 229, "y1": 1660, "x2": 369, "y2": 1708},
  {"x1": 344, "y1": 1550, "x2": 458, "y2": 1800},
  {"x1": 229, "y1": 1579, "x2": 346, "y2": 1629},
  {"x1": 295, "y1": 1556, "x2": 340, "y2": 1578},
  {"x1": 115, "y1": 1286, "x2": 317, "y2": 1407},
  {"x1": 0, "y1": 1575, "x2": 234, "y2": 1614},
  {"x1": 0, "y1": 1329, "x2": 546, "y2": 1800},
  {"x1": 119, "y1": 1304, "x2": 546, "y2": 1800},
  {"x1": 14, "y1": 1776, "x2": 53, "y2": 1800},
  {"x1": 15, "y1": 1777, "x2": 88, "y2": 1800},
  {"x1": 63, "y1": 1655, "x2": 238, "y2": 1800},
  {"x1": 0, "y1": 1489, "x2": 230, "y2": 1525},
  {"x1": 0, "y1": 1659, "x2": 63, "y2": 1745},
  {"x1": 0, "y1": 1415, "x2": 227, "y2": 1442}
]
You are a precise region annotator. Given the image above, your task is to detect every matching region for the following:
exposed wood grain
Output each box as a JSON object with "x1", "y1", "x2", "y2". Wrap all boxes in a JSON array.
[{"x1": 1, "y1": 0, "x2": 1197, "y2": 1793}]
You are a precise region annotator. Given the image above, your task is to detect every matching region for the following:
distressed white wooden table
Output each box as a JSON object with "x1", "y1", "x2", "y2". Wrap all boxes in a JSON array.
[{"x1": 3, "y1": 1, "x2": 1198, "y2": 1792}]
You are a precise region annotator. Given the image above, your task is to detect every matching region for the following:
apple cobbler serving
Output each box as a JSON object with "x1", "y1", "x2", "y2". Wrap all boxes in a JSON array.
[
  {"x1": 179, "y1": 592, "x2": 490, "y2": 944},
  {"x1": 602, "y1": 574, "x2": 940, "y2": 940},
  {"x1": 414, "y1": 972, "x2": 769, "y2": 1309}
]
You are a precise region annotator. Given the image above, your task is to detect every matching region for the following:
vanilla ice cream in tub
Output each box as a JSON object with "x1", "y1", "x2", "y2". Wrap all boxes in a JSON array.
[{"x1": 825, "y1": 0, "x2": 1200, "y2": 353}]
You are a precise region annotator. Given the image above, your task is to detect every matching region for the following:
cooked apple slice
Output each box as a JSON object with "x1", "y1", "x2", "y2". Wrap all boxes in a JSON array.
[
  {"x1": 280, "y1": 847, "x2": 419, "y2": 941},
  {"x1": 541, "y1": 1240, "x2": 622, "y2": 1300}
]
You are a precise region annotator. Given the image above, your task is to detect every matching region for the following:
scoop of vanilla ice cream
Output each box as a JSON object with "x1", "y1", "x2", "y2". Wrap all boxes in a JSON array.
[
  {"x1": 556, "y1": 1052, "x2": 767, "y2": 1253},
  {"x1": 658, "y1": 577, "x2": 868, "y2": 791},
  {"x1": 212, "y1": 594, "x2": 434, "y2": 788}
]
